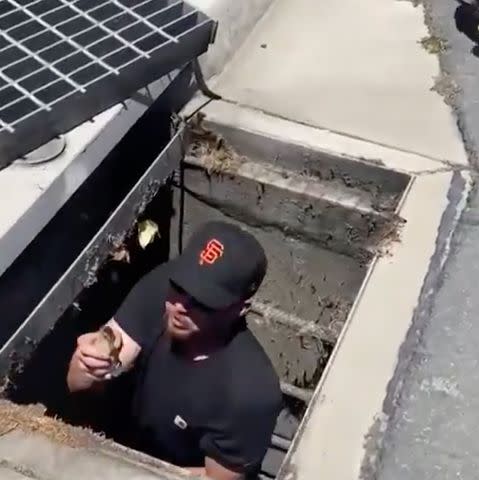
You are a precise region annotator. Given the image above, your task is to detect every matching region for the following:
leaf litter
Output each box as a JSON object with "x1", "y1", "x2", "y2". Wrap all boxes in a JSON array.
[
  {"x1": 0, "y1": 400, "x2": 104, "y2": 448},
  {"x1": 420, "y1": 35, "x2": 448, "y2": 54},
  {"x1": 187, "y1": 113, "x2": 243, "y2": 175},
  {"x1": 137, "y1": 219, "x2": 160, "y2": 249}
]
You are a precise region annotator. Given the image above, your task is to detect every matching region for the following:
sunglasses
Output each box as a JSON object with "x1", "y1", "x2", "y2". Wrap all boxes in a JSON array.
[{"x1": 167, "y1": 282, "x2": 215, "y2": 314}]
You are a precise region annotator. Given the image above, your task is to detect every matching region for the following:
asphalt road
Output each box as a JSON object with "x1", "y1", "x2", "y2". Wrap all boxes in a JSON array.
[{"x1": 376, "y1": 1, "x2": 479, "y2": 479}]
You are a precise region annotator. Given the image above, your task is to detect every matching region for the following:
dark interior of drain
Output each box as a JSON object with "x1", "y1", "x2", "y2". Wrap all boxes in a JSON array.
[
  {"x1": 3, "y1": 187, "x2": 174, "y2": 441},
  {"x1": 1, "y1": 126, "x2": 408, "y2": 478}
]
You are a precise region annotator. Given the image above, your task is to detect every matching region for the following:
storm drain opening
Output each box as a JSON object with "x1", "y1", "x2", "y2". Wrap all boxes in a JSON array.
[
  {"x1": 0, "y1": 119, "x2": 410, "y2": 479},
  {"x1": 172, "y1": 118, "x2": 410, "y2": 478}
]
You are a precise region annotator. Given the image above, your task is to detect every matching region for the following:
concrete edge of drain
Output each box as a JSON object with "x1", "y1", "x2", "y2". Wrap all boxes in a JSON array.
[
  {"x1": 0, "y1": 429, "x2": 198, "y2": 480},
  {"x1": 276, "y1": 170, "x2": 472, "y2": 480},
  {"x1": 182, "y1": 99, "x2": 453, "y2": 176}
]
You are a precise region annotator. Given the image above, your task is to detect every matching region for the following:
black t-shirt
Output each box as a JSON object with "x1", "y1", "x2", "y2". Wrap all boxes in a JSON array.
[{"x1": 115, "y1": 262, "x2": 282, "y2": 474}]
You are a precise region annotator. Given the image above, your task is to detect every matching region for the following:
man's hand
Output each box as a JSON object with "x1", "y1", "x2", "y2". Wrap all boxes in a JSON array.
[
  {"x1": 77, "y1": 332, "x2": 115, "y2": 377},
  {"x1": 67, "y1": 332, "x2": 113, "y2": 392},
  {"x1": 67, "y1": 320, "x2": 141, "y2": 393}
]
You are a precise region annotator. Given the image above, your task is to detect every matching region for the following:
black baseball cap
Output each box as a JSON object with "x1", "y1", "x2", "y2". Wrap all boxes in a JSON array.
[{"x1": 170, "y1": 221, "x2": 267, "y2": 310}]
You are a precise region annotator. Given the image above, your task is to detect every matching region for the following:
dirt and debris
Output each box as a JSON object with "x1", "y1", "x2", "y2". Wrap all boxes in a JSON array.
[
  {"x1": 108, "y1": 233, "x2": 131, "y2": 264},
  {"x1": 420, "y1": 35, "x2": 448, "y2": 54},
  {"x1": 187, "y1": 113, "x2": 244, "y2": 175},
  {"x1": 432, "y1": 73, "x2": 461, "y2": 107},
  {"x1": 0, "y1": 346, "x2": 32, "y2": 398},
  {"x1": 316, "y1": 294, "x2": 352, "y2": 339},
  {"x1": 111, "y1": 246, "x2": 131, "y2": 263},
  {"x1": 0, "y1": 400, "x2": 104, "y2": 448},
  {"x1": 374, "y1": 214, "x2": 407, "y2": 257}
]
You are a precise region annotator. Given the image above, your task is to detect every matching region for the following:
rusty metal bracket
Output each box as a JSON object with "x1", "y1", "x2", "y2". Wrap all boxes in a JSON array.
[{"x1": 192, "y1": 59, "x2": 222, "y2": 101}]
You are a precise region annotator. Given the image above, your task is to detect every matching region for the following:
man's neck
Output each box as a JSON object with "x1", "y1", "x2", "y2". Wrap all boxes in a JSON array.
[
  {"x1": 174, "y1": 320, "x2": 246, "y2": 360},
  {"x1": 174, "y1": 334, "x2": 226, "y2": 360}
]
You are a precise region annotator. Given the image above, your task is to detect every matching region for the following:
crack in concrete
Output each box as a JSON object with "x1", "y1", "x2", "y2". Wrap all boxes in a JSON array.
[{"x1": 415, "y1": 164, "x2": 472, "y2": 176}]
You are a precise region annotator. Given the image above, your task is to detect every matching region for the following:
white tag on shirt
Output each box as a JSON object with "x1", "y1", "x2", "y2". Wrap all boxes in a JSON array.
[{"x1": 174, "y1": 415, "x2": 188, "y2": 430}]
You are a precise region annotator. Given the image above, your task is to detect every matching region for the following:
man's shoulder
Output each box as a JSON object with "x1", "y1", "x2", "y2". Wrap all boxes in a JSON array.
[
  {"x1": 114, "y1": 261, "x2": 173, "y2": 347},
  {"x1": 226, "y1": 329, "x2": 282, "y2": 411}
]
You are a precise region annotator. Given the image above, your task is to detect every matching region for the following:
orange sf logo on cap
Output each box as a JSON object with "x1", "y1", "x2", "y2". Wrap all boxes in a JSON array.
[{"x1": 199, "y1": 239, "x2": 224, "y2": 266}]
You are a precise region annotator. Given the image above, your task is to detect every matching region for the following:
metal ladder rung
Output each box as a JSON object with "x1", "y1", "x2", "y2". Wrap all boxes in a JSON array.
[
  {"x1": 250, "y1": 301, "x2": 337, "y2": 344},
  {"x1": 271, "y1": 434, "x2": 292, "y2": 452},
  {"x1": 280, "y1": 382, "x2": 314, "y2": 403}
]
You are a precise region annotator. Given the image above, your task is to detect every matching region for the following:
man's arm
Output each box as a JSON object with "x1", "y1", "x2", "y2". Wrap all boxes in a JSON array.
[
  {"x1": 186, "y1": 457, "x2": 244, "y2": 480},
  {"x1": 196, "y1": 379, "x2": 282, "y2": 480},
  {"x1": 67, "y1": 319, "x2": 141, "y2": 393}
]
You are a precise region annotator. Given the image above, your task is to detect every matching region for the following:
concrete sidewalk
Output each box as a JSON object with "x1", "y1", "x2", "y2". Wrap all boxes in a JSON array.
[{"x1": 210, "y1": 0, "x2": 466, "y2": 164}]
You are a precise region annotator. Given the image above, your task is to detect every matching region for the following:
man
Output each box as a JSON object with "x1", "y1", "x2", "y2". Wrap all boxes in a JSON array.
[{"x1": 67, "y1": 221, "x2": 282, "y2": 480}]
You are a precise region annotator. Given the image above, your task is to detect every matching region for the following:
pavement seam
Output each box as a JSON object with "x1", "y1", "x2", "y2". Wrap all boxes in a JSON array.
[{"x1": 415, "y1": 164, "x2": 473, "y2": 175}]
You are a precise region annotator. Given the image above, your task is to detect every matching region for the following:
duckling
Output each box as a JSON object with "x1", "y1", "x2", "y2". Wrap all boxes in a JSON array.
[{"x1": 93, "y1": 325, "x2": 123, "y2": 371}]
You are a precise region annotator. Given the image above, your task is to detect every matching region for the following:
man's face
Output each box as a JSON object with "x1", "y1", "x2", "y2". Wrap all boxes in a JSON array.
[
  {"x1": 164, "y1": 284, "x2": 246, "y2": 341},
  {"x1": 164, "y1": 285, "x2": 216, "y2": 341},
  {"x1": 165, "y1": 296, "x2": 201, "y2": 341}
]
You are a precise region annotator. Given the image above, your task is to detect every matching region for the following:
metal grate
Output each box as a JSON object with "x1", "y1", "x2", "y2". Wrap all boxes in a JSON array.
[{"x1": 0, "y1": 0, "x2": 215, "y2": 167}]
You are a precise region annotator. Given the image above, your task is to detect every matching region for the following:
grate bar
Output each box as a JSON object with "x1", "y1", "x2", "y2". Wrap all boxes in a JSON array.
[
  {"x1": 0, "y1": 69, "x2": 48, "y2": 111},
  {"x1": 0, "y1": 28, "x2": 85, "y2": 94},
  {"x1": 0, "y1": 117, "x2": 14, "y2": 133},
  {"x1": 6, "y1": 0, "x2": 120, "y2": 76},
  {"x1": 2, "y1": 0, "x2": 110, "y2": 35},
  {"x1": 59, "y1": 0, "x2": 149, "y2": 60},
  {"x1": 110, "y1": 0, "x2": 179, "y2": 44},
  {"x1": 0, "y1": 21, "x2": 173, "y2": 116},
  {"x1": 0, "y1": 0, "x2": 160, "y2": 54},
  {"x1": 0, "y1": 0, "x2": 215, "y2": 165},
  {"x1": 0, "y1": 0, "x2": 112, "y2": 53},
  {"x1": 5, "y1": 16, "x2": 186, "y2": 128},
  {"x1": 0, "y1": 0, "x2": 159, "y2": 78},
  {"x1": 5, "y1": 26, "x2": 176, "y2": 128}
]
